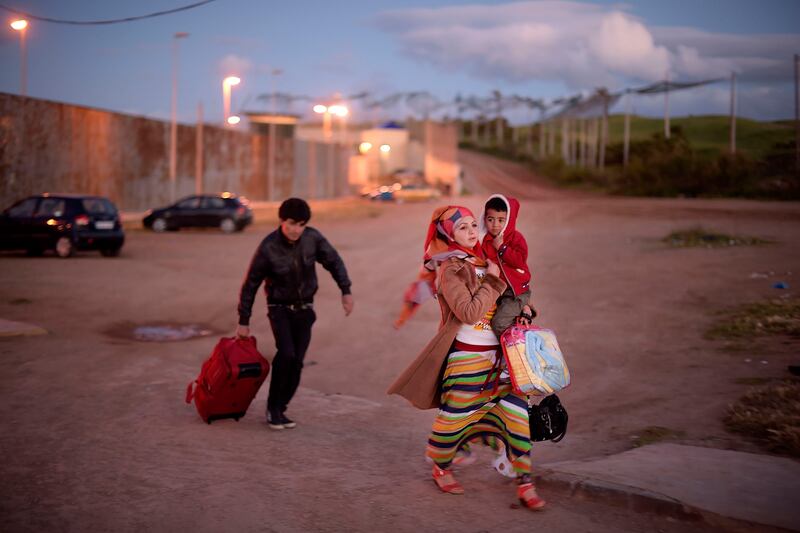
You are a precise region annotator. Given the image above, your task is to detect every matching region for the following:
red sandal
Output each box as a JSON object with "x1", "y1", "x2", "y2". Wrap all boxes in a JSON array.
[
  {"x1": 517, "y1": 483, "x2": 546, "y2": 510},
  {"x1": 432, "y1": 464, "x2": 464, "y2": 495}
]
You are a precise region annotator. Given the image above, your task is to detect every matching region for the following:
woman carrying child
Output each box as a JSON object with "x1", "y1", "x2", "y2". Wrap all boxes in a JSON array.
[{"x1": 388, "y1": 204, "x2": 545, "y2": 510}]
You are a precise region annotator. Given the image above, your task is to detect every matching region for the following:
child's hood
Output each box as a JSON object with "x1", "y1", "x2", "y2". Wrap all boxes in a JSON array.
[{"x1": 479, "y1": 194, "x2": 521, "y2": 238}]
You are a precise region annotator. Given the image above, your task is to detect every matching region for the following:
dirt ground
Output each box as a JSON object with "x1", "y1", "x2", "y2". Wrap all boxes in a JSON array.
[{"x1": 1, "y1": 151, "x2": 798, "y2": 532}]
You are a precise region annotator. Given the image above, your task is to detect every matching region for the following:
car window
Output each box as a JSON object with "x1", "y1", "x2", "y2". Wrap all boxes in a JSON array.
[
  {"x1": 35, "y1": 198, "x2": 66, "y2": 217},
  {"x1": 82, "y1": 198, "x2": 118, "y2": 215},
  {"x1": 176, "y1": 197, "x2": 201, "y2": 209},
  {"x1": 5, "y1": 198, "x2": 38, "y2": 218},
  {"x1": 203, "y1": 197, "x2": 226, "y2": 209}
]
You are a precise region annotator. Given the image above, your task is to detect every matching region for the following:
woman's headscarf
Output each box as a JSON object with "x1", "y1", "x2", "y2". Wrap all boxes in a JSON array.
[{"x1": 394, "y1": 205, "x2": 485, "y2": 328}]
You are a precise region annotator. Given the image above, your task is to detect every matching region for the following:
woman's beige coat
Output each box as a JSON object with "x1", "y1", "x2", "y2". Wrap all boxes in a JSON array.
[{"x1": 387, "y1": 257, "x2": 507, "y2": 409}]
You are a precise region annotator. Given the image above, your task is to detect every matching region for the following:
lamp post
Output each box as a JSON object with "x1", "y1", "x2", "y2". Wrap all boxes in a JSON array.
[
  {"x1": 329, "y1": 104, "x2": 349, "y2": 144},
  {"x1": 379, "y1": 143, "x2": 391, "y2": 178},
  {"x1": 222, "y1": 76, "x2": 241, "y2": 126},
  {"x1": 313, "y1": 104, "x2": 332, "y2": 141},
  {"x1": 170, "y1": 32, "x2": 189, "y2": 202},
  {"x1": 314, "y1": 103, "x2": 348, "y2": 143},
  {"x1": 10, "y1": 19, "x2": 28, "y2": 96},
  {"x1": 267, "y1": 68, "x2": 282, "y2": 203},
  {"x1": 270, "y1": 68, "x2": 283, "y2": 112}
]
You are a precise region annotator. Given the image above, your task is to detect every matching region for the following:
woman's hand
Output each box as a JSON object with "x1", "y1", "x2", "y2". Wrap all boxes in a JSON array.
[
  {"x1": 517, "y1": 305, "x2": 534, "y2": 325},
  {"x1": 487, "y1": 260, "x2": 501, "y2": 278},
  {"x1": 235, "y1": 325, "x2": 250, "y2": 338}
]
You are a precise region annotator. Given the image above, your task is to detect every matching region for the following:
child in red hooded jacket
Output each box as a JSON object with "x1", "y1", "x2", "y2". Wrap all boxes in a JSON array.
[{"x1": 480, "y1": 194, "x2": 534, "y2": 336}]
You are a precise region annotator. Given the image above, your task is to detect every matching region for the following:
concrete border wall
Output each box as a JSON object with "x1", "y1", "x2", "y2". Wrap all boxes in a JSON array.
[{"x1": 0, "y1": 93, "x2": 325, "y2": 211}]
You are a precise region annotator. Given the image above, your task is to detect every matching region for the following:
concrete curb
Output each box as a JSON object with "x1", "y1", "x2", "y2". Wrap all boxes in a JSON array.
[{"x1": 534, "y1": 469, "x2": 704, "y2": 521}]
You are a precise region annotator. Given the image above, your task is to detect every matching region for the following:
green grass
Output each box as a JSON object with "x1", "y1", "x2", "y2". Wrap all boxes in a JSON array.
[
  {"x1": 605, "y1": 115, "x2": 794, "y2": 159},
  {"x1": 662, "y1": 228, "x2": 770, "y2": 248},
  {"x1": 707, "y1": 298, "x2": 800, "y2": 340},
  {"x1": 505, "y1": 115, "x2": 795, "y2": 160},
  {"x1": 724, "y1": 380, "x2": 800, "y2": 457}
]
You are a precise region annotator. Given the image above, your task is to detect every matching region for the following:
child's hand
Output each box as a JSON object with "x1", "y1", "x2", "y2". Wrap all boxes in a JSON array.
[{"x1": 493, "y1": 232, "x2": 504, "y2": 249}]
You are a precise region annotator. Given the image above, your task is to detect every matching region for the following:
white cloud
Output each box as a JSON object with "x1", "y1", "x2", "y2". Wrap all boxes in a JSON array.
[{"x1": 375, "y1": 1, "x2": 800, "y2": 89}]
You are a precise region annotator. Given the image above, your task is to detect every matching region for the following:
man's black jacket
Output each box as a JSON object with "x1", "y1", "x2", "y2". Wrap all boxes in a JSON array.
[{"x1": 237, "y1": 226, "x2": 351, "y2": 326}]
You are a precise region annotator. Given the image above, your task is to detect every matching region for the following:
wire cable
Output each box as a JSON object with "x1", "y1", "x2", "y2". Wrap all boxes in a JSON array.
[{"x1": 0, "y1": 0, "x2": 221, "y2": 25}]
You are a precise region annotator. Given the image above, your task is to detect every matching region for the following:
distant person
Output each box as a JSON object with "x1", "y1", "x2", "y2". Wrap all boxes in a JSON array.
[
  {"x1": 480, "y1": 194, "x2": 535, "y2": 336},
  {"x1": 236, "y1": 198, "x2": 354, "y2": 430},
  {"x1": 388, "y1": 205, "x2": 546, "y2": 510}
]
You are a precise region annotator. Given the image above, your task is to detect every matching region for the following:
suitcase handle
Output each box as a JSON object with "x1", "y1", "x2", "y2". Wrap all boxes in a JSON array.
[{"x1": 185, "y1": 381, "x2": 196, "y2": 403}]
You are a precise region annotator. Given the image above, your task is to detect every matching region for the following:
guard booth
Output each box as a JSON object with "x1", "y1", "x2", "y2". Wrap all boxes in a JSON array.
[
  {"x1": 243, "y1": 113, "x2": 300, "y2": 200},
  {"x1": 245, "y1": 112, "x2": 299, "y2": 138}
]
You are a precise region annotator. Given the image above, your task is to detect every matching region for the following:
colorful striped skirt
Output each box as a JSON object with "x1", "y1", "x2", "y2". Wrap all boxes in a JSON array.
[{"x1": 426, "y1": 344, "x2": 532, "y2": 475}]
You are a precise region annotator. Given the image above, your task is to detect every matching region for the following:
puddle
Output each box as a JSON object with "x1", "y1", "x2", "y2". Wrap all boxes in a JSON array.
[{"x1": 104, "y1": 321, "x2": 216, "y2": 342}]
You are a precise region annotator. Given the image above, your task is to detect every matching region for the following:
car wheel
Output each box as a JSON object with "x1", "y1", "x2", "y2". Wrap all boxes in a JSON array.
[
  {"x1": 55, "y1": 237, "x2": 74, "y2": 258},
  {"x1": 152, "y1": 217, "x2": 168, "y2": 232},
  {"x1": 220, "y1": 218, "x2": 236, "y2": 233},
  {"x1": 100, "y1": 246, "x2": 121, "y2": 257}
]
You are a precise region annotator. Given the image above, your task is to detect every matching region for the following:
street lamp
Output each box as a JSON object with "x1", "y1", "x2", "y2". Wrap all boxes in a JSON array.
[
  {"x1": 222, "y1": 76, "x2": 241, "y2": 126},
  {"x1": 379, "y1": 144, "x2": 391, "y2": 177},
  {"x1": 10, "y1": 18, "x2": 28, "y2": 96},
  {"x1": 170, "y1": 32, "x2": 189, "y2": 202},
  {"x1": 313, "y1": 103, "x2": 348, "y2": 142},
  {"x1": 227, "y1": 115, "x2": 241, "y2": 125},
  {"x1": 313, "y1": 104, "x2": 332, "y2": 141}
]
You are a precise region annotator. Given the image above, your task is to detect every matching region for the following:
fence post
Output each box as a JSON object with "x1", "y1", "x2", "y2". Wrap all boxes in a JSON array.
[
  {"x1": 623, "y1": 93, "x2": 631, "y2": 168},
  {"x1": 794, "y1": 54, "x2": 799, "y2": 173},
  {"x1": 599, "y1": 95, "x2": 609, "y2": 170},
  {"x1": 729, "y1": 71, "x2": 737, "y2": 155},
  {"x1": 664, "y1": 72, "x2": 671, "y2": 139}
]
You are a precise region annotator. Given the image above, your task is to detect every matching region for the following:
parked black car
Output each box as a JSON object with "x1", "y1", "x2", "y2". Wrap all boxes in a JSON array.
[
  {"x1": 142, "y1": 193, "x2": 253, "y2": 233},
  {"x1": 0, "y1": 193, "x2": 125, "y2": 258}
]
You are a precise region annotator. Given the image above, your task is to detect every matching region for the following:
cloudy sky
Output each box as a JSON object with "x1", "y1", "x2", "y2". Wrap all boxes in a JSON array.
[{"x1": 0, "y1": 0, "x2": 798, "y2": 123}]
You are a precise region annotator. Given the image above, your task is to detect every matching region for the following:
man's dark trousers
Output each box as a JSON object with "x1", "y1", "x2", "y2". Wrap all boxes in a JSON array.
[{"x1": 266, "y1": 305, "x2": 316, "y2": 415}]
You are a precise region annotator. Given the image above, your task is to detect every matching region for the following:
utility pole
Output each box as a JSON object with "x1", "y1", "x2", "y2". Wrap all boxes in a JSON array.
[
  {"x1": 729, "y1": 71, "x2": 737, "y2": 155},
  {"x1": 623, "y1": 92, "x2": 631, "y2": 168},
  {"x1": 539, "y1": 119, "x2": 546, "y2": 159},
  {"x1": 579, "y1": 118, "x2": 586, "y2": 167},
  {"x1": 599, "y1": 89, "x2": 609, "y2": 170},
  {"x1": 195, "y1": 102, "x2": 204, "y2": 194},
  {"x1": 170, "y1": 32, "x2": 189, "y2": 202},
  {"x1": 795, "y1": 54, "x2": 799, "y2": 173},
  {"x1": 664, "y1": 71, "x2": 671, "y2": 139}
]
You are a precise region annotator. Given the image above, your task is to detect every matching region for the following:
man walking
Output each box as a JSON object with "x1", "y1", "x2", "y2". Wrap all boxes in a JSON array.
[{"x1": 236, "y1": 198, "x2": 354, "y2": 429}]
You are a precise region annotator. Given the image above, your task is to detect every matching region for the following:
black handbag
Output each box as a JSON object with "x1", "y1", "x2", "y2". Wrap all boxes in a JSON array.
[{"x1": 529, "y1": 394, "x2": 568, "y2": 442}]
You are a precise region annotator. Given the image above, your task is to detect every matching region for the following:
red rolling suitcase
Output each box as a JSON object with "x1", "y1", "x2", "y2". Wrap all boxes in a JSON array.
[{"x1": 185, "y1": 336, "x2": 270, "y2": 424}]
